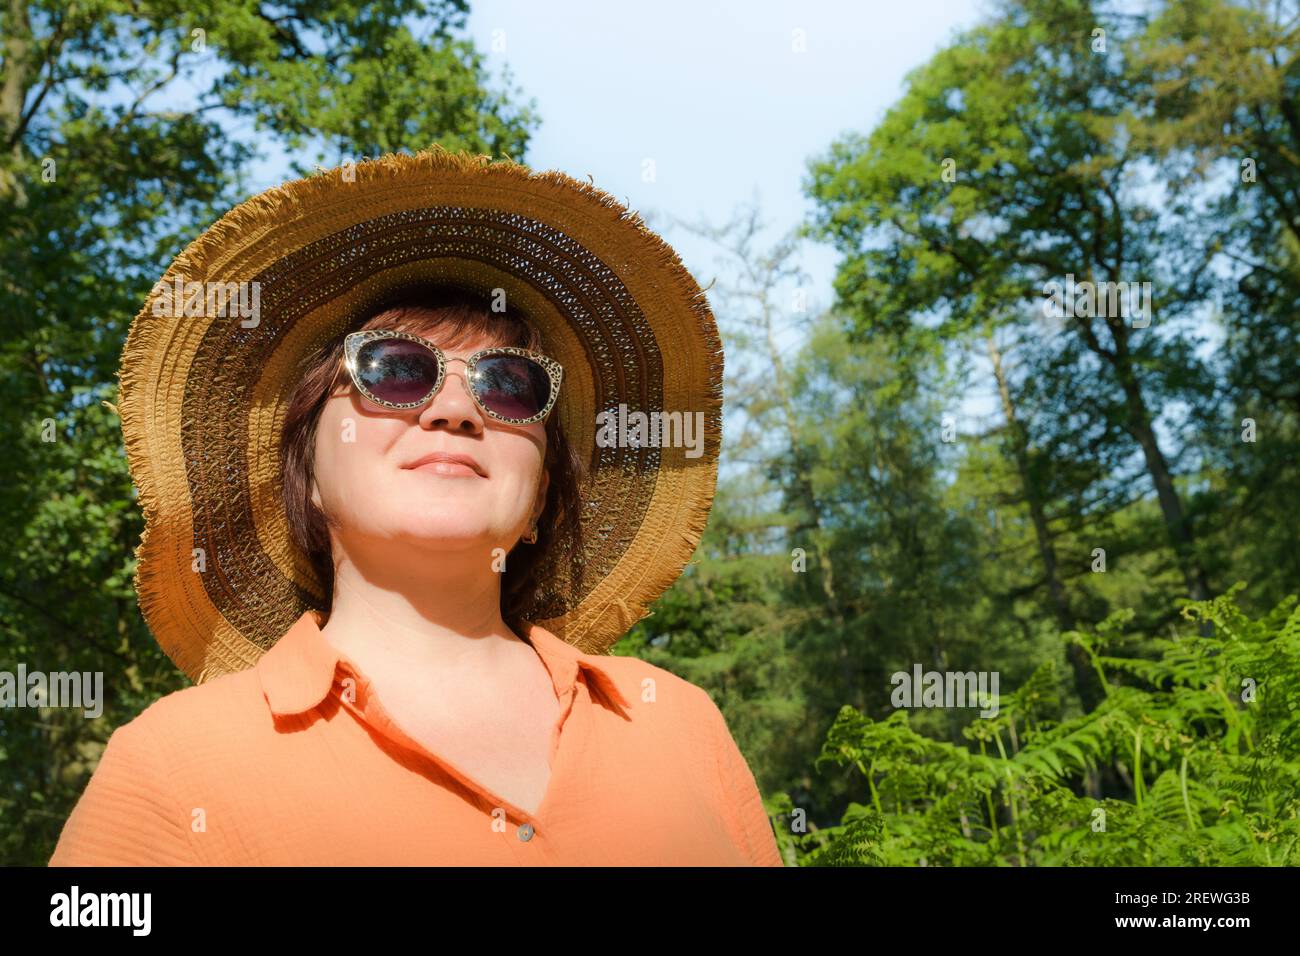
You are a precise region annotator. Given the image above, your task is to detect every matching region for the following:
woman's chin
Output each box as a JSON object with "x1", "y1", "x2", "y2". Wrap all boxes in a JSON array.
[{"x1": 384, "y1": 525, "x2": 507, "y2": 551}]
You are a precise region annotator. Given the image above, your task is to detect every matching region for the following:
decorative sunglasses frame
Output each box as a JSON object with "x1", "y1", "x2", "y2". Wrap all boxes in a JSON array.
[{"x1": 342, "y1": 329, "x2": 564, "y2": 426}]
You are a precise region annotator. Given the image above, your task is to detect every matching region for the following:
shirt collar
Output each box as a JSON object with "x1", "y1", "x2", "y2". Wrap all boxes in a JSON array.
[{"x1": 257, "y1": 610, "x2": 631, "y2": 718}]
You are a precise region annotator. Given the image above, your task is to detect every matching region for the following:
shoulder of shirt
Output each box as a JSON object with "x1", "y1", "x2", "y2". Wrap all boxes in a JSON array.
[
  {"x1": 106, "y1": 667, "x2": 271, "y2": 759},
  {"x1": 575, "y1": 649, "x2": 725, "y2": 730}
]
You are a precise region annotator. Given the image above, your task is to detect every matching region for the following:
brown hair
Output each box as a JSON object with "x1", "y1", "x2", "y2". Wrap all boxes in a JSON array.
[{"x1": 278, "y1": 286, "x2": 585, "y2": 628}]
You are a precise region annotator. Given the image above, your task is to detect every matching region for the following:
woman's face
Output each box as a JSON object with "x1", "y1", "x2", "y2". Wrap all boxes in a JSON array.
[{"x1": 310, "y1": 327, "x2": 550, "y2": 559}]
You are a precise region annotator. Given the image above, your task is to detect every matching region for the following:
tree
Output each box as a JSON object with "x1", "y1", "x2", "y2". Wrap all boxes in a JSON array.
[
  {"x1": 1138, "y1": 0, "x2": 1300, "y2": 610},
  {"x1": 801, "y1": 0, "x2": 1217, "y2": 609}
]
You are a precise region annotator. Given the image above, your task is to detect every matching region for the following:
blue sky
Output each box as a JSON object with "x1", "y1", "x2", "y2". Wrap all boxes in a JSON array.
[{"x1": 465, "y1": 0, "x2": 988, "y2": 311}]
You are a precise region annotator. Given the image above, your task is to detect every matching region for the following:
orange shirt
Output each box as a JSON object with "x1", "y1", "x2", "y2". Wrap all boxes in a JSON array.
[{"x1": 49, "y1": 611, "x2": 783, "y2": 866}]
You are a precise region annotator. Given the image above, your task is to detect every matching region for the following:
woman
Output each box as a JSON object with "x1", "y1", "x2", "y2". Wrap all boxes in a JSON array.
[{"x1": 48, "y1": 149, "x2": 783, "y2": 866}]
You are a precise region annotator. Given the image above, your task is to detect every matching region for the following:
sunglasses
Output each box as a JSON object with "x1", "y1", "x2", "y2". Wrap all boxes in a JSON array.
[{"x1": 342, "y1": 329, "x2": 563, "y2": 426}]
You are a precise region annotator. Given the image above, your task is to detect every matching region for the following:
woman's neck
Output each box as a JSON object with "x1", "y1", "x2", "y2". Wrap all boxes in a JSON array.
[{"x1": 317, "y1": 533, "x2": 521, "y2": 675}]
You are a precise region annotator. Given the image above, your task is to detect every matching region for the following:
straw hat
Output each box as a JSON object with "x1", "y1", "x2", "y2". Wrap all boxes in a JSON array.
[{"x1": 117, "y1": 147, "x2": 722, "y2": 683}]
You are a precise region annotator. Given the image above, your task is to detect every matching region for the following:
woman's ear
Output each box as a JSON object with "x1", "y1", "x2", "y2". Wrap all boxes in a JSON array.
[{"x1": 310, "y1": 477, "x2": 322, "y2": 511}]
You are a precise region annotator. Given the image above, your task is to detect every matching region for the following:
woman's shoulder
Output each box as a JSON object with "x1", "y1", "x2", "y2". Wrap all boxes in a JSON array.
[
  {"x1": 527, "y1": 621, "x2": 717, "y2": 719},
  {"x1": 113, "y1": 665, "x2": 277, "y2": 755},
  {"x1": 580, "y1": 650, "x2": 729, "y2": 734},
  {"x1": 588, "y1": 651, "x2": 709, "y2": 695}
]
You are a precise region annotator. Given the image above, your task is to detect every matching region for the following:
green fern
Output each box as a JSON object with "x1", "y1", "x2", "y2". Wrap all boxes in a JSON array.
[{"x1": 774, "y1": 585, "x2": 1300, "y2": 866}]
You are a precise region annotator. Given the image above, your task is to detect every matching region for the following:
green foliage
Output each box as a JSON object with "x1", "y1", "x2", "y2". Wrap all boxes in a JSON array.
[{"x1": 772, "y1": 586, "x2": 1300, "y2": 865}]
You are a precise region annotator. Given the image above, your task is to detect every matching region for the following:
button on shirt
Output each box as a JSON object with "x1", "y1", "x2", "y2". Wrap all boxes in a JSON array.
[{"x1": 49, "y1": 611, "x2": 783, "y2": 866}]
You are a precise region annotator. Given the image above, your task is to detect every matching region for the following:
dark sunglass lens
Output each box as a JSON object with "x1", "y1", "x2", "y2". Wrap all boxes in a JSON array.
[
  {"x1": 356, "y1": 339, "x2": 439, "y2": 404},
  {"x1": 472, "y1": 356, "x2": 551, "y2": 420}
]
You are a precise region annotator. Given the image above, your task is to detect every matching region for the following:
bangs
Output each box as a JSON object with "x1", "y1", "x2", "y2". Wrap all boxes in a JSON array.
[{"x1": 358, "y1": 288, "x2": 543, "y2": 353}]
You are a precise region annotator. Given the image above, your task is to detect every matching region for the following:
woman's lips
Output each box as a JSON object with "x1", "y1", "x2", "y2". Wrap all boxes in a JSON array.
[
  {"x1": 402, "y1": 451, "x2": 487, "y2": 477},
  {"x1": 410, "y1": 460, "x2": 482, "y2": 478}
]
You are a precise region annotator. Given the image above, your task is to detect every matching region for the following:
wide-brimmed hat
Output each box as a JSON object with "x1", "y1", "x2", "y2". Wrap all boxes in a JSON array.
[{"x1": 117, "y1": 147, "x2": 722, "y2": 682}]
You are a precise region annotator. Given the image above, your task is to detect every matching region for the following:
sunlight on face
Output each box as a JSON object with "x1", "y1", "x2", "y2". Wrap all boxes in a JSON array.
[{"x1": 310, "y1": 328, "x2": 549, "y2": 558}]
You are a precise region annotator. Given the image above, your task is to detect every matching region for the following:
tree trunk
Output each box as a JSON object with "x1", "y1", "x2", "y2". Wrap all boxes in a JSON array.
[
  {"x1": 987, "y1": 334, "x2": 1103, "y2": 711},
  {"x1": 1117, "y1": 376, "x2": 1211, "y2": 602},
  {"x1": 1081, "y1": 269, "x2": 1211, "y2": 604}
]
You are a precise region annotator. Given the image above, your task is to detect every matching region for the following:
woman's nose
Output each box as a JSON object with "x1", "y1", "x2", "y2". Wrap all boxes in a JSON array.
[{"x1": 418, "y1": 365, "x2": 484, "y2": 432}]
